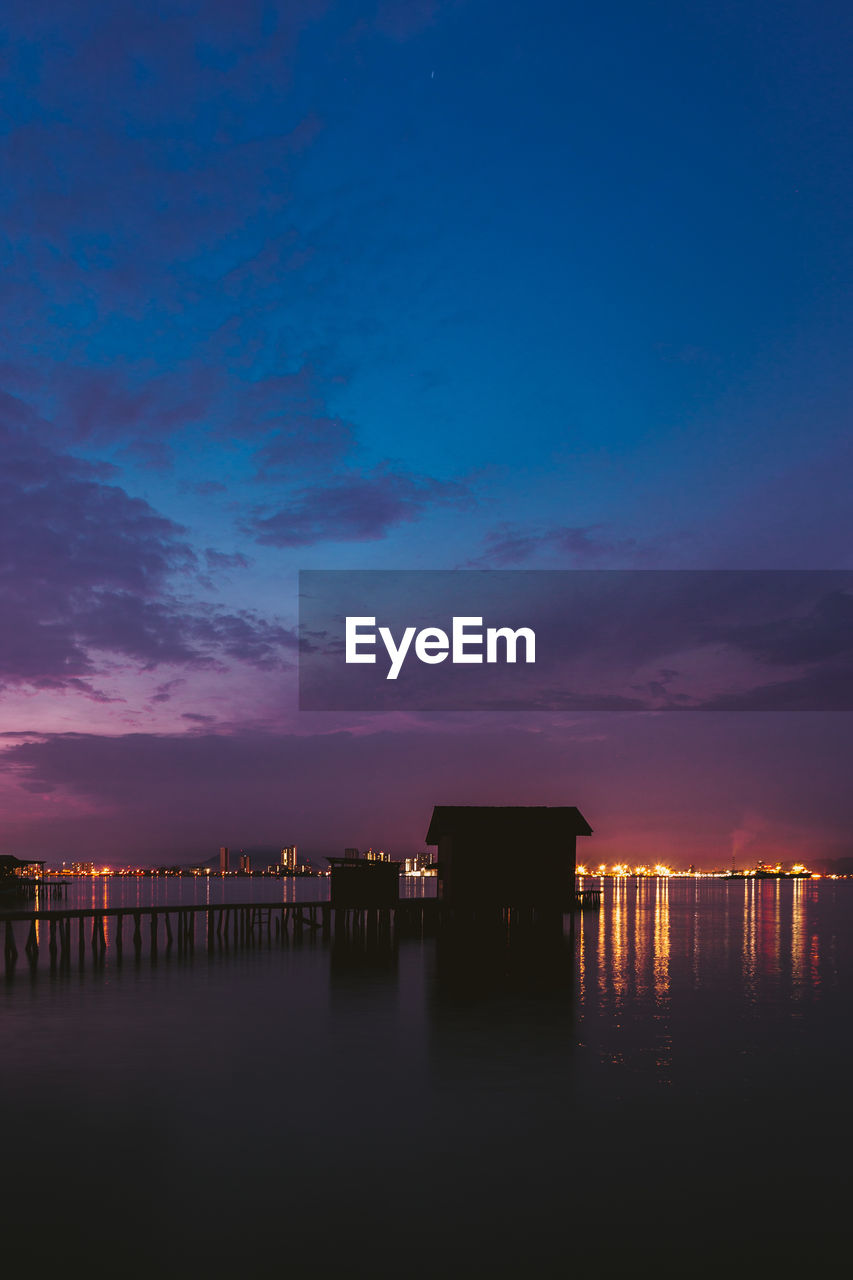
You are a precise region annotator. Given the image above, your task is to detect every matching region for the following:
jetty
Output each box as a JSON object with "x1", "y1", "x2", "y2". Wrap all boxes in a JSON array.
[{"x1": 1, "y1": 888, "x2": 600, "y2": 977}]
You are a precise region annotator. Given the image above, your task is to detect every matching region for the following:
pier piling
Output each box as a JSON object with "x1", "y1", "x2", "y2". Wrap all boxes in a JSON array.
[{"x1": 1, "y1": 887, "x2": 603, "y2": 980}]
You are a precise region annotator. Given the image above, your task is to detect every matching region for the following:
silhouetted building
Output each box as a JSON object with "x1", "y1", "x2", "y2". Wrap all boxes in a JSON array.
[
  {"x1": 425, "y1": 806, "x2": 592, "y2": 908},
  {"x1": 0, "y1": 855, "x2": 47, "y2": 903},
  {"x1": 328, "y1": 855, "x2": 400, "y2": 907},
  {"x1": 344, "y1": 847, "x2": 359, "y2": 860},
  {"x1": 0, "y1": 855, "x2": 45, "y2": 880},
  {"x1": 219, "y1": 846, "x2": 229, "y2": 874}
]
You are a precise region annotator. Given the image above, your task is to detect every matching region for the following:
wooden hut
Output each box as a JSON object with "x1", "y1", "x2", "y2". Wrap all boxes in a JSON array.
[{"x1": 425, "y1": 806, "x2": 592, "y2": 908}]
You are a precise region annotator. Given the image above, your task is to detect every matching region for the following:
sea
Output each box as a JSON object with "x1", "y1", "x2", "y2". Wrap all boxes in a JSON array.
[{"x1": 2, "y1": 875, "x2": 852, "y2": 1277}]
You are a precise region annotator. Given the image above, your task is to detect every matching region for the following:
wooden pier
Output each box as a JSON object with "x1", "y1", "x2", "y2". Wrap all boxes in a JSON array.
[
  {"x1": 1, "y1": 889, "x2": 602, "y2": 976},
  {"x1": 0, "y1": 878, "x2": 69, "y2": 904}
]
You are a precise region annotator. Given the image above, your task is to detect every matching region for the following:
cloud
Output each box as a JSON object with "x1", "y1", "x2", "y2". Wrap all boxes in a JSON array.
[
  {"x1": 247, "y1": 466, "x2": 467, "y2": 546},
  {"x1": 0, "y1": 421, "x2": 295, "y2": 689},
  {"x1": 298, "y1": 569, "x2": 853, "y2": 712},
  {"x1": 3, "y1": 714, "x2": 853, "y2": 864},
  {"x1": 204, "y1": 549, "x2": 251, "y2": 572},
  {"x1": 708, "y1": 590, "x2": 853, "y2": 666},
  {"x1": 471, "y1": 523, "x2": 642, "y2": 567}
]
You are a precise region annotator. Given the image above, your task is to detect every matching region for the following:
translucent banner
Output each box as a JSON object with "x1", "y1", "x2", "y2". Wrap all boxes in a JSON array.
[{"x1": 298, "y1": 570, "x2": 853, "y2": 711}]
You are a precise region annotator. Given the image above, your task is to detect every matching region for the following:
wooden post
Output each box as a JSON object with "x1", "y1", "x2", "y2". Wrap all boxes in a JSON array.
[
  {"x1": 150, "y1": 912, "x2": 158, "y2": 951},
  {"x1": 4, "y1": 921, "x2": 17, "y2": 972},
  {"x1": 26, "y1": 919, "x2": 38, "y2": 962},
  {"x1": 133, "y1": 912, "x2": 142, "y2": 952},
  {"x1": 164, "y1": 911, "x2": 173, "y2": 946}
]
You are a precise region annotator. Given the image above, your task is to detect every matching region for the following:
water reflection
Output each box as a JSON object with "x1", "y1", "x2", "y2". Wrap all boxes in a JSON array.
[
  {"x1": 653, "y1": 876, "x2": 669, "y2": 1005},
  {"x1": 3, "y1": 879, "x2": 852, "y2": 1277}
]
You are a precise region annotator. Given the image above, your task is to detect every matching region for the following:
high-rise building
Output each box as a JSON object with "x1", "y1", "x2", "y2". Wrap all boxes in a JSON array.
[
  {"x1": 239, "y1": 853, "x2": 251, "y2": 873},
  {"x1": 219, "y1": 845, "x2": 229, "y2": 874},
  {"x1": 403, "y1": 853, "x2": 435, "y2": 875},
  {"x1": 280, "y1": 846, "x2": 297, "y2": 872},
  {"x1": 344, "y1": 847, "x2": 359, "y2": 860}
]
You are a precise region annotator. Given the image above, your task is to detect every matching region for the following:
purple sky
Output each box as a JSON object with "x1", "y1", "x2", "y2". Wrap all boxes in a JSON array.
[{"x1": 2, "y1": 2, "x2": 853, "y2": 866}]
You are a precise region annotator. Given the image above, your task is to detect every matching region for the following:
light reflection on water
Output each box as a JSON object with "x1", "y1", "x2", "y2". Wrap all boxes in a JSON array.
[{"x1": 2, "y1": 877, "x2": 852, "y2": 1276}]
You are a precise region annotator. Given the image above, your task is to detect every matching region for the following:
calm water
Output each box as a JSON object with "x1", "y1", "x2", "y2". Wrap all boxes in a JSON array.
[{"x1": 3, "y1": 877, "x2": 852, "y2": 1277}]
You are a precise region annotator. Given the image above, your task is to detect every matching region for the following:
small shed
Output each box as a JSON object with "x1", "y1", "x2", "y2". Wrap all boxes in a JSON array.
[
  {"x1": 327, "y1": 856, "x2": 400, "y2": 908},
  {"x1": 425, "y1": 806, "x2": 592, "y2": 908}
]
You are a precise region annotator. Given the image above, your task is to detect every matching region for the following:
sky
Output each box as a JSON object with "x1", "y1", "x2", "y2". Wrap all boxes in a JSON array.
[{"x1": 2, "y1": 0, "x2": 853, "y2": 866}]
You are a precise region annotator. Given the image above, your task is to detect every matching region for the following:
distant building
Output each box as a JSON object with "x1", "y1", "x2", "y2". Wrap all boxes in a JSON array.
[
  {"x1": 344, "y1": 847, "x2": 359, "y2": 860},
  {"x1": 403, "y1": 853, "x2": 436, "y2": 875},
  {"x1": 280, "y1": 846, "x2": 297, "y2": 872},
  {"x1": 219, "y1": 846, "x2": 229, "y2": 874},
  {"x1": 363, "y1": 848, "x2": 389, "y2": 863},
  {"x1": 425, "y1": 806, "x2": 592, "y2": 908},
  {"x1": 239, "y1": 853, "x2": 251, "y2": 874},
  {"x1": 71, "y1": 862, "x2": 95, "y2": 876}
]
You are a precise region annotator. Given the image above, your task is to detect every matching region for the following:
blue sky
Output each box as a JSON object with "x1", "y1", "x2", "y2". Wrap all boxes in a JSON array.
[{"x1": 2, "y1": 1, "x2": 853, "y2": 862}]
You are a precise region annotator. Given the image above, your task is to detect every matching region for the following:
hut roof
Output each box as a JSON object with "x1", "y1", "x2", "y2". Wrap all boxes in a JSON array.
[{"x1": 425, "y1": 805, "x2": 592, "y2": 844}]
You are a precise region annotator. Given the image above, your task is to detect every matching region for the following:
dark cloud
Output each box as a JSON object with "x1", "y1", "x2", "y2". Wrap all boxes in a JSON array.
[
  {"x1": 247, "y1": 466, "x2": 467, "y2": 546},
  {"x1": 4, "y1": 715, "x2": 853, "y2": 864},
  {"x1": 708, "y1": 590, "x2": 853, "y2": 666},
  {"x1": 299, "y1": 569, "x2": 853, "y2": 712},
  {"x1": 0, "y1": 422, "x2": 294, "y2": 688},
  {"x1": 0, "y1": 2, "x2": 465, "y2": 511},
  {"x1": 150, "y1": 679, "x2": 185, "y2": 705},
  {"x1": 60, "y1": 366, "x2": 210, "y2": 448},
  {"x1": 204, "y1": 549, "x2": 251, "y2": 572},
  {"x1": 0, "y1": 2, "x2": 343, "y2": 475},
  {"x1": 472, "y1": 523, "x2": 642, "y2": 567}
]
